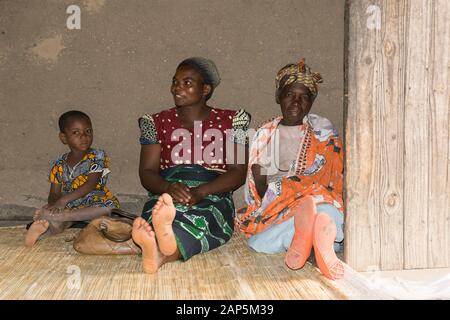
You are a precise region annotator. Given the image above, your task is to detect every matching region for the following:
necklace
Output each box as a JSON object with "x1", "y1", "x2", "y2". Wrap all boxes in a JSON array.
[{"x1": 273, "y1": 124, "x2": 304, "y2": 173}]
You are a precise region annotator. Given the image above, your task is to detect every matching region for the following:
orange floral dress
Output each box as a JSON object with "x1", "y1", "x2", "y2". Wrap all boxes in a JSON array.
[{"x1": 236, "y1": 114, "x2": 344, "y2": 237}]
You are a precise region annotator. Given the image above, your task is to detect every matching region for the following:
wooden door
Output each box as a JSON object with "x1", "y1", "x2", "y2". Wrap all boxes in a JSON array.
[{"x1": 345, "y1": 0, "x2": 450, "y2": 271}]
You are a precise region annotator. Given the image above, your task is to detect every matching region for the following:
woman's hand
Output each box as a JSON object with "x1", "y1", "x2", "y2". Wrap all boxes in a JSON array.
[
  {"x1": 187, "y1": 186, "x2": 207, "y2": 207},
  {"x1": 166, "y1": 182, "x2": 192, "y2": 205}
]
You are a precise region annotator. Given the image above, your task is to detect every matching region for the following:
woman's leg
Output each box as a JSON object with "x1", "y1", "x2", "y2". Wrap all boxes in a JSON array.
[
  {"x1": 159, "y1": 193, "x2": 234, "y2": 262},
  {"x1": 248, "y1": 196, "x2": 317, "y2": 256},
  {"x1": 315, "y1": 203, "x2": 344, "y2": 252},
  {"x1": 312, "y1": 204, "x2": 345, "y2": 280},
  {"x1": 285, "y1": 196, "x2": 317, "y2": 269},
  {"x1": 248, "y1": 202, "x2": 344, "y2": 254},
  {"x1": 247, "y1": 218, "x2": 294, "y2": 253},
  {"x1": 141, "y1": 184, "x2": 235, "y2": 263},
  {"x1": 312, "y1": 213, "x2": 344, "y2": 280},
  {"x1": 132, "y1": 217, "x2": 180, "y2": 273}
]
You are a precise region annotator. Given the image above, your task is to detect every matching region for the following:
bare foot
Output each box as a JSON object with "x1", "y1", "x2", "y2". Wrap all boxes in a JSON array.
[
  {"x1": 24, "y1": 219, "x2": 49, "y2": 247},
  {"x1": 312, "y1": 213, "x2": 344, "y2": 280},
  {"x1": 285, "y1": 196, "x2": 317, "y2": 270},
  {"x1": 132, "y1": 217, "x2": 164, "y2": 274},
  {"x1": 152, "y1": 193, "x2": 177, "y2": 256}
]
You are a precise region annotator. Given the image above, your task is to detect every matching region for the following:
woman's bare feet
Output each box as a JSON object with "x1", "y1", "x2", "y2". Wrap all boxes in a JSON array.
[
  {"x1": 24, "y1": 219, "x2": 49, "y2": 247},
  {"x1": 132, "y1": 217, "x2": 164, "y2": 274},
  {"x1": 152, "y1": 193, "x2": 177, "y2": 256},
  {"x1": 312, "y1": 213, "x2": 344, "y2": 280}
]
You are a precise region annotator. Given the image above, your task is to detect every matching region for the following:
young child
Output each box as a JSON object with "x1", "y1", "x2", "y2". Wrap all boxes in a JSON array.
[{"x1": 24, "y1": 110, "x2": 120, "y2": 247}]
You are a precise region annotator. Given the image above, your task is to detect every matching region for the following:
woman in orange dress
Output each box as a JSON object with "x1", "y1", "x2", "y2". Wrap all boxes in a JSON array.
[{"x1": 236, "y1": 58, "x2": 345, "y2": 280}]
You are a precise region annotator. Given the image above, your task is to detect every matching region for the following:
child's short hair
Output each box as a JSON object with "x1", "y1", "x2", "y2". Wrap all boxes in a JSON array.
[{"x1": 58, "y1": 110, "x2": 90, "y2": 132}]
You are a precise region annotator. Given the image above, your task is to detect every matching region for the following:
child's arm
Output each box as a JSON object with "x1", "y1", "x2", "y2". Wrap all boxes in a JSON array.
[
  {"x1": 50, "y1": 172, "x2": 103, "y2": 209},
  {"x1": 47, "y1": 183, "x2": 62, "y2": 205}
]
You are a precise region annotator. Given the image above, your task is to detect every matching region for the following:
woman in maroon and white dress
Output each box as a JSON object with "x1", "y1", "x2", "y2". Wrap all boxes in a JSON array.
[{"x1": 132, "y1": 57, "x2": 251, "y2": 273}]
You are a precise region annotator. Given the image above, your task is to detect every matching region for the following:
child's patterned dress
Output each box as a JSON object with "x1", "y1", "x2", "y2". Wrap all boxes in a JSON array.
[{"x1": 49, "y1": 148, "x2": 120, "y2": 209}]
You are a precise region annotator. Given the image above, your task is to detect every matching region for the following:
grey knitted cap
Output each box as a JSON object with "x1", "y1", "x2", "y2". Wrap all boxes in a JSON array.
[{"x1": 177, "y1": 57, "x2": 221, "y2": 88}]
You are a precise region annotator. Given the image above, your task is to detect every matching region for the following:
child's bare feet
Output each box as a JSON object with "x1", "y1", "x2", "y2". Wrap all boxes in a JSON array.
[
  {"x1": 312, "y1": 213, "x2": 344, "y2": 280},
  {"x1": 152, "y1": 193, "x2": 177, "y2": 256},
  {"x1": 132, "y1": 217, "x2": 164, "y2": 274},
  {"x1": 24, "y1": 219, "x2": 49, "y2": 247},
  {"x1": 285, "y1": 196, "x2": 316, "y2": 270}
]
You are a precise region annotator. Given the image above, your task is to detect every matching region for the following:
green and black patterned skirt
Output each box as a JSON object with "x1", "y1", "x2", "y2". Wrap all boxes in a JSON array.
[{"x1": 141, "y1": 165, "x2": 235, "y2": 261}]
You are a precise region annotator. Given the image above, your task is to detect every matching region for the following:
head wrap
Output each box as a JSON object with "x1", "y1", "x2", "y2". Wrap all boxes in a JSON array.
[
  {"x1": 275, "y1": 58, "x2": 323, "y2": 99},
  {"x1": 177, "y1": 57, "x2": 221, "y2": 88}
]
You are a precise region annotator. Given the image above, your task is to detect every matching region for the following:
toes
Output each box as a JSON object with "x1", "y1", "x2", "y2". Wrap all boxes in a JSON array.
[
  {"x1": 133, "y1": 217, "x2": 146, "y2": 228},
  {"x1": 144, "y1": 223, "x2": 153, "y2": 233},
  {"x1": 161, "y1": 193, "x2": 173, "y2": 206},
  {"x1": 133, "y1": 217, "x2": 153, "y2": 233},
  {"x1": 153, "y1": 202, "x2": 162, "y2": 212}
]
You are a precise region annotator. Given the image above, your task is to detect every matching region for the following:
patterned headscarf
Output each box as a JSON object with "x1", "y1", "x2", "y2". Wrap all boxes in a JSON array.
[{"x1": 275, "y1": 58, "x2": 323, "y2": 99}]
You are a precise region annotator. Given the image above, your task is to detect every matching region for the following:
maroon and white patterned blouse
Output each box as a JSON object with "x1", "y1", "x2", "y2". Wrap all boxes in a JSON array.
[{"x1": 139, "y1": 107, "x2": 250, "y2": 171}]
